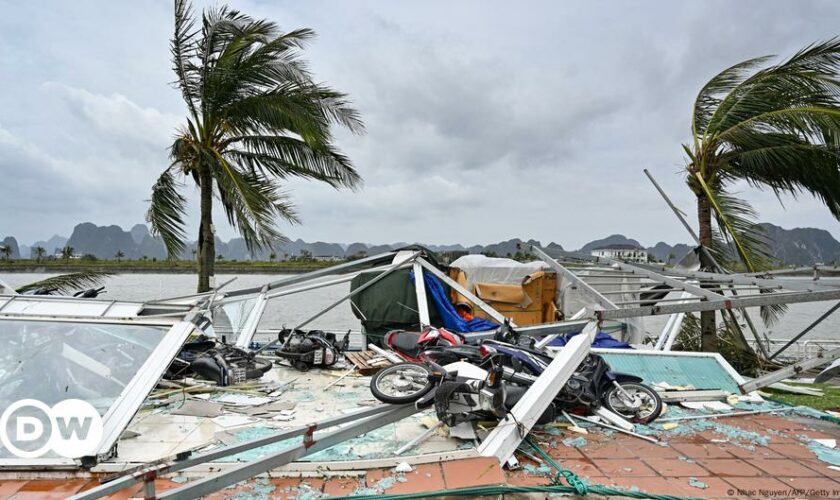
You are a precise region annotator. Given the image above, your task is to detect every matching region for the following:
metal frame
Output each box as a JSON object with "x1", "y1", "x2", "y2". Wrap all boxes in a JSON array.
[
  {"x1": 591, "y1": 348, "x2": 749, "y2": 387},
  {"x1": 232, "y1": 289, "x2": 268, "y2": 348},
  {"x1": 71, "y1": 404, "x2": 414, "y2": 499},
  {"x1": 412, "y1": 262, "x2": 431, "y2": 326},
  {"x1": 654, "y1": 291, "x2": 692, "y2": 350},
  {"x1": 0, "y1": 315, "x2": 196, "y2": 468},
  {"x1": 769, "y1": 301, "x2": 840, "y2": 359},
  {"x1": 222, "y1": 251, "x2": 399, "y2": 298},
  {"x1": 531, "y1": 246, "x2": 617, "y2": 311},
  {"x1": 740, "y1": 347, "x2": 840, "y2": 393}
]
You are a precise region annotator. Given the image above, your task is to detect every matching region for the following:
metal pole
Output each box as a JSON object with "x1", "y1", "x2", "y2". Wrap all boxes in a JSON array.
[
  {"x1": 643, "y1": 169, "x2": 701, "y2": 243},
  {"x1": 740, "y1": 346, "x2": 840, "y2": 393},
  {"x1": 643, "y1": 169, "x2": 768, "y2": 357},
  {"x1": 71, "y1": 404, "x2": 404, "y2": 500},
  {"x1": 395, "y1": 421, "x2": 445, "y2": 455},
  {"x1": 769, "y1": 301, "x2": 840, "y2": 360},
  {"x1": 224, "y1": 251, "x2": 399, "y2": 297},
  {"x1": 569, "y1": 414, "x2": 660, "y2": 444},
  {"x1": 656, "y1": 407, "x2": 794, "y2": 423},
  {"x1": 478, "y1": 322, "x2": 596, "y2": 464},
  {"x1": 256, "y1": 252, "x2": 419, "y2": 354},
  {"x1": 158, "y1": 405, "x2": 419, "y2": 500},
  {"x1": 413, "y1": 262, "x2": 431, "y2": 327},
  {"x1": 530, "y1": 245, "x2": 618, "y2": 311},
  {"x1": 534, "y1": 308, "x2": 587, "y2": 350}
]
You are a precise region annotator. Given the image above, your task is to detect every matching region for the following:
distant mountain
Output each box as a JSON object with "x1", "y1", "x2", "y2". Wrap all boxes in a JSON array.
[
  {"x1": 0, "y1": 237, "x2": 20, "y2": 259},
  {"x1": 579, "y1": 234, "x2": 643, "y2": 253},
  {"x1": 130, "y1": 224, "x2": 149, "y2": 245},
  {"x1": 646, "y1": 242, "x2": 693, "y2": 264},
  {"x1": 758, "y1": 223, "x2": 840, "y2": 266},
  {"x1": 31, "y1": 235, "x2": 68, "y2": 256},
  {"x1": 4, "y1": 221, "x2": 839, "y2": 265}
]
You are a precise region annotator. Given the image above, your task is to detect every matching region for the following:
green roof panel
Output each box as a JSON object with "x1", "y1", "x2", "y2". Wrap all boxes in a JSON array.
[{"x1": 598, "y1": 352, "x2": 742, "y2": 393}]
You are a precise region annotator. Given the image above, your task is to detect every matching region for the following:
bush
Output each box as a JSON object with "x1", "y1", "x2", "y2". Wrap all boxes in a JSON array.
[{"x1": 672, "y1": 313, "x2": 762, "y2": 376}]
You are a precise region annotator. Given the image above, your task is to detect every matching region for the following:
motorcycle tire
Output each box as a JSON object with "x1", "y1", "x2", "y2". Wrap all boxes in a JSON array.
[
  {"x1": 601, "y1": 382, "x2": 663, "y2": 424},
  {"x1": 370, "y1": 362, "x2": 434, "y2": 404}
]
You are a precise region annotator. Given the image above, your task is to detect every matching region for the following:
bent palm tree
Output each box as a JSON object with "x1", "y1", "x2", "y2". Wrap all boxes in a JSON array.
[
  {"x1": 686, "y1": 40, "x2": 840, "y2": 350},
  {"x1": 149, "y1": 1, "x2": 364, "y2": 292}
]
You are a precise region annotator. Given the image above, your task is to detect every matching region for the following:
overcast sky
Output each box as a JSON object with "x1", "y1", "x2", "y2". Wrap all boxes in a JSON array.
[{"x1": 2, "y1": 0, "x2": 840, "y2": 249}]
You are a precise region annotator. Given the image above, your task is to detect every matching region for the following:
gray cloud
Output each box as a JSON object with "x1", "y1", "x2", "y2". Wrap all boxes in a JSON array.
[{"x1": 1, "y1": 0, "x2": 839, "y2": 250}]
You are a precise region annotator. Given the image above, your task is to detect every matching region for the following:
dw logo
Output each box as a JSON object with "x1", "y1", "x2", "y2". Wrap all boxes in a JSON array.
[{"x1": 0, "y1": 399, "x2": 104, "y2": 459}]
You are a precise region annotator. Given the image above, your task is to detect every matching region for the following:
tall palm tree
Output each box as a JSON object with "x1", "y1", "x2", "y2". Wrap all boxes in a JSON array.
[
  {"x1": 0, "y1": 246, "x2": 10, "y2": 261},
  {"x1": 685, "y1": 40, "x2": 840, "y2": 350},
  {"x1": 148, "y1": 1, "x2": 364, "y2": 292},
  {"x1": 33, "y1": 246, "x2": 46, "y2": 263},
  {"x1": 115, "y1": 250, "x2": 125, "y2": 262}
]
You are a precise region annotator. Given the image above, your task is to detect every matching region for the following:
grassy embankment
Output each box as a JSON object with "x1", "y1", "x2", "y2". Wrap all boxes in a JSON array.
[
  {"x1": 763, "y1": 383, "x2": 840, "y2": 411},
  {"x1": 0, "y1": 258, "x2": 338, "y2": 274}
]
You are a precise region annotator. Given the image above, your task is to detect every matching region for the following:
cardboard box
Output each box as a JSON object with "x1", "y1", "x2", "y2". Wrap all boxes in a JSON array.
[{"x1": 450, "y1": 269, "x2": 558, "y2": 326}]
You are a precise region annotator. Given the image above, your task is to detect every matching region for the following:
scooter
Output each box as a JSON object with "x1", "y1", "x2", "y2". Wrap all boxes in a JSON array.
[
  {"x1": 371, "y1": 357, "x2": 556, "y2": 426},
  {"x1": 375, "y1": 326, "x2": 663, "y2": 423}
]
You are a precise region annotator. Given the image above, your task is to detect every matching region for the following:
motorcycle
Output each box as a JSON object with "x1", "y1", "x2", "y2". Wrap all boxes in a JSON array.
[
  {"x1": 371, "y1": 357, "x2": 556, "y2": 426},
  {"x1": 374, "y1": 325, "x2": 663, "y2": 423}
]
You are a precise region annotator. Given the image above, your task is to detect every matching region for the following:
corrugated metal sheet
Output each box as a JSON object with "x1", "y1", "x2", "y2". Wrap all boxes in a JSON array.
[{"x1": 599, "y1": 352, "x2": 742, "y2": 393}]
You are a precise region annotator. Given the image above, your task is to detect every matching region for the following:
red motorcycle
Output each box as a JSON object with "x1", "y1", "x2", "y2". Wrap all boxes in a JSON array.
[{"x1": 383, "y1": 327, "x2": 465, "y2": 362}]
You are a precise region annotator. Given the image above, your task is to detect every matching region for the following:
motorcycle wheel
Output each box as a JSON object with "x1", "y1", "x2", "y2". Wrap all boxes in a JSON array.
[
  {"x1": 601, "y1": 382, "x2": 663, "y2": 424},
  {"x1": 370, "y1": 362, "x2": 434, "y2": 404}
]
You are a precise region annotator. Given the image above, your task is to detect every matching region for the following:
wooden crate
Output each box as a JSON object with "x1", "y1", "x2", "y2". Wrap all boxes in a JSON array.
[{"x1": 345, "y1": 351, "x2": 393, "y2": 375}]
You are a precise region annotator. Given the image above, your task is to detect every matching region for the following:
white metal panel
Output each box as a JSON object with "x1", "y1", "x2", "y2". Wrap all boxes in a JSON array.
[
  {"x1": 0, "y1": 295, "x2": 144, "y2": 319},
  {"x1": 478, "y1": 321, "x2": 596, "y2": 463}
]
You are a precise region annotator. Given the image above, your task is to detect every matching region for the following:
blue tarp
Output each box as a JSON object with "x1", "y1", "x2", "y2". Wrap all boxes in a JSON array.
[
  {"x1": 411, "y1": 270, "x2": 498, "y2": 333},
  {"x1": 548, "y1": 331, "x2": 633, "y2": 349}
]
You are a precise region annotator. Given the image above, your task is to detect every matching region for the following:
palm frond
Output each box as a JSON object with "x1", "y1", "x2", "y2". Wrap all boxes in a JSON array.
[
  {"x1": 210, "y1": 153, "x2": 299, "y2": 252},
  {"x1": 697, "y1": 181, "x2": 789, "y2": 325},
  {"x1": 172, "y1": 0, "x2": 200, "y2": 122},
  {"x1": 694, "y1": 174, "x2": 773, "y2": 271},
  {"x1": 694, "y1": 55, "x2": 774, "y2": 139},
  {"x1": 16, "y1": 271, "x2": 113, "y2": 295},
  {"x1": 225, "y1": 134, "x2": 361, "y2": 188},
  {"x1": 147, "y1": 167, "x2": 188, "y2": 258}
]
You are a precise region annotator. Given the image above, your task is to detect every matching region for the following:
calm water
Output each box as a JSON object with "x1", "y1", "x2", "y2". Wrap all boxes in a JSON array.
[{"x1": 3, "y1": 272, "x2": 840, "y2": 341}]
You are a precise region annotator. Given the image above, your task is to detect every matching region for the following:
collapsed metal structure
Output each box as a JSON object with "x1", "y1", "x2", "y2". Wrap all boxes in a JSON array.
[
  {"x1": 6, "y1": 172, "x2": 840, "y2": 496},
  {"x1": 26, "y1": 239, "x2": 836, "y2": 498}
]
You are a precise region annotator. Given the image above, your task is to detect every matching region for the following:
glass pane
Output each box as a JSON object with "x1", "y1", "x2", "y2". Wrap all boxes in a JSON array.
[
  {"x1": 212, "y1": 297, "x2": 258, "y2": 343},
  {"x1": 0, "y1": 319, "x2": 169, "y2": 459}
]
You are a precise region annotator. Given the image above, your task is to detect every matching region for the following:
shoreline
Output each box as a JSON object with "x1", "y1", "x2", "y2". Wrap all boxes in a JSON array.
[{"x1": 0, "y1": 262, "x2": 334, "y2": 275}]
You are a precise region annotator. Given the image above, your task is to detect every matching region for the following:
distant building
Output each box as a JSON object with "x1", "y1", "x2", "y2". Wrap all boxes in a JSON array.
[
  {"x1": 591, "y1": 244, "x2": 648, "y2": 263},
  {"x1": 313, "y1": 255, "x2": 342, "y2": 262}
]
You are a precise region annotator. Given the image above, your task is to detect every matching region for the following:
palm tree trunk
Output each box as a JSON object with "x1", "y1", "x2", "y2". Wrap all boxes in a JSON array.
[
  {"x1": 197, "y1": 166, "x2": 215, "y2": 293},
  {"x1": 697, "y1": 191, "x2": 718, "y2": 352}
]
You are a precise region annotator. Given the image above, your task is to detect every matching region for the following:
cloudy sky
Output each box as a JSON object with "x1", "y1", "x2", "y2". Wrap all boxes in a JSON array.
[{"x1": 2, "y1": 0, "x2": 840, "y2": 249}]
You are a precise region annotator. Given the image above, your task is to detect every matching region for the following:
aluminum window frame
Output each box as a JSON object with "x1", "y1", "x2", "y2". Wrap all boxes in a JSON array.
[{"x1": 0, "y1": 316, "x2": 195, "y2": 469}]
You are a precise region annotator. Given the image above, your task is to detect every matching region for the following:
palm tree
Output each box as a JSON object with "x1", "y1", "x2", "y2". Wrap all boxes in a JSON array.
[
  {"x1": 33, "y1": 246, "x2": 46, "y2": 263},
  {"x1": 61, "y1": 246, "x2": 74, "y2": 261},
  {"x1": 685, "y1": 40, "x2": 840, "y2": 350},
  {"x1": 147, "y1": 1, "x2": 364, "y2": 292},
  {"x1": 0, "y1": 246, "x2": 10, "y2": 261},
  {"x1": 115, "y1": 250, "x2": 125, "y2": 262}
]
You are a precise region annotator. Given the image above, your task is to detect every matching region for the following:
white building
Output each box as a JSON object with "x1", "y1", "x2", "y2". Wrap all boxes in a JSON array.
[{"x1": 591, "y1": 244, "x2": 648, "y2": 263}]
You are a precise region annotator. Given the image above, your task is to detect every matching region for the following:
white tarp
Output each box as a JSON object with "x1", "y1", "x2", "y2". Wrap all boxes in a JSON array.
[{"x1": 450, "y1": 255, "x2": 549, "y2": 290}]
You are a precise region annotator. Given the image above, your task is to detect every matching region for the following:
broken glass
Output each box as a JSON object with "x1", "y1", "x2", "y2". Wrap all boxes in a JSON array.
[{"x1": 0, "y1": 319, "x2": 169, "y2": 460}]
